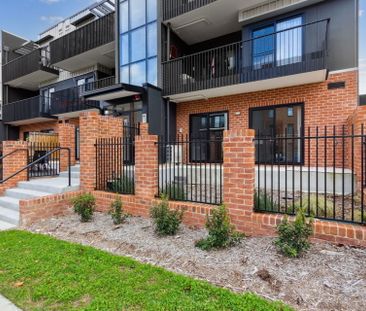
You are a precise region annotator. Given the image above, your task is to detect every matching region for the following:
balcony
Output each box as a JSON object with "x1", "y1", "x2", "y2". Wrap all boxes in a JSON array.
[
  {"x1": 2, "y1": 49, "x2": 59, "y2": 91},
  {"x1": 50, "y1": 87, "x2": 101, "y2": 117},
  {"x1": 49, "y1": 13, "x2": 115, "y2": 72},
  {"x1": 2, "y1": 96, "x2": 55, "y2": 125},
  {"x1": 163, "y1": 19, "x2": 329, "y2": 102},
  {"x1": 163, "y1": 0, "x2": 217, "y2": 21}
]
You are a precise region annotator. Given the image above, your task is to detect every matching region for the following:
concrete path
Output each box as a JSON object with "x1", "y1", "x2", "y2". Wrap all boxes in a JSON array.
[{"x1": 0, "y1": 295, "x2": 22, "y2": 311}]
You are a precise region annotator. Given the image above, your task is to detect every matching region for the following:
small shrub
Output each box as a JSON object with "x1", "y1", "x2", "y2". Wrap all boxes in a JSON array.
[
  {"x1": 108, "y1": 176, "x2": 134, "y2": 194},
  {"x1": 109, "y1": 197, "x2": 127, "y2": 225},
  {"x1": 293, "y1": 195, "x2": 333, "y2": 217},
  {"x1": 72, "y1": 193, "x2": 96, "y2": 222},
  {"x1": 275, "y1": 208, "x2": 313, "y2": 258},
  {"x1": 150, "y1": 195, "x2": 183, "y2": 236},
  {"x1": 161, "y1": 183, "x2": 186, "y2": 201},
  {"x1": 195, "y1": 205, "x2": 244, "y2": 251},
  {"x1": 354, "y1": 210, "x2": 366, "y2": 224},
  {"x1": 254, "y1": 190, "x2": 278, "y2": 212}
]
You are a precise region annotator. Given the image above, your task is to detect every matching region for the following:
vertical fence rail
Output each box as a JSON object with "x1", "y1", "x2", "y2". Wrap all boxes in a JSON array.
[
  {"x1": 254, "y1": 126, "x2": 366, "y2": 225},
  {"x1": 95, "y1": 125, "x2": 139, "y2": 194},
  {"x1": 157, "y1": 134, "x2": 223, "y2": 205}
]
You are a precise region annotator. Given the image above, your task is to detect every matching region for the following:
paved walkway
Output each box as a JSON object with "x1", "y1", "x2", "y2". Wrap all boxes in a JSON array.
[{"x1": 0, "y1": 295, "x2": 21, "y2": 311}]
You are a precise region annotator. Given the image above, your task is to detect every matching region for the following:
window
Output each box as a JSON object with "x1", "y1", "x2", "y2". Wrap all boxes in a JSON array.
[
  {"x1": 119, "y1": 0, "x2": 158, "y2": 86},
  {"x1": 250, "y1": 104, "x2": 303, "y2": 164},
  {"x1": 252, "y1": 16, "x2": 303, "y2": 69},
  {"x1": 190, "y1": 112, "x2": 228, "y2": 163}
]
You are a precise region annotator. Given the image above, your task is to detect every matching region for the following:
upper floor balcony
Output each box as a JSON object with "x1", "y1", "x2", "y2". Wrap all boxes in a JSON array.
[
  {"x1": 49, "y1": 13, "x2": 115, "y2": 72},
  {"x1": 50, "y1": 87, "x2": 101, "y2": 117},
  {"x1": 2, "y1": 96, "x2": 55, "y2": 125},
  {"x1": 2, "y1": 48, "x2": 59, "y2": 91},
  {"x1": 163, "y1": 19, "x2": 329, "y2": 102},
  {"x1": 163, "y1": 0, "x2": 217, "y2": 21}
]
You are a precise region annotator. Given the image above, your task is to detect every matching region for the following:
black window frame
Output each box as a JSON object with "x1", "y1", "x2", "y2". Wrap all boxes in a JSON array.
[{"x1": 249, "y1": 102, "x2": 305, "y2": 165}]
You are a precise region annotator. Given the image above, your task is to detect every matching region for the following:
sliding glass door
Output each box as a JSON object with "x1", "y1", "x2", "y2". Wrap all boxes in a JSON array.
[{"x1": 250, "y1": 104, "x2": 303, "y2": 164}]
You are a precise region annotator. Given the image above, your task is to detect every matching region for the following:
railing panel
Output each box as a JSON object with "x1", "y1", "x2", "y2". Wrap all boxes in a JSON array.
[
  {"x1": 50, "y1": 13, "x2": 115, "y2": 64},
  {"x1": 163, "y1": 19, "x2": 329, "y2": 96},
  {"x1": 254, "y1": 125, "x2": 366, "y2": 225},
  {"x1": 157, "y1": 135, "x2": 223, "y2": 205},
  {"x1": 95, "y1": 125, "x2": 139, "y2": 195},
  {"x1": 163, "y1": 0, "x2": 217, "y2": 20}
]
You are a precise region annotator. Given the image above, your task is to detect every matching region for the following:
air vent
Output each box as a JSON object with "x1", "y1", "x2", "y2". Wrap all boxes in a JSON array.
[
  {"x1": 328, "y1": 82, "x2": 346, "y2": 90},
  {"x1": 239, "y1": 0, "x2": 323, "y2": 23}
]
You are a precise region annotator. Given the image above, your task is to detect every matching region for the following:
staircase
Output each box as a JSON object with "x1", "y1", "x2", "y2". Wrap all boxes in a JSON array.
[{"x1": 0, "y1": 165, "x2": 80, "y2": 231}]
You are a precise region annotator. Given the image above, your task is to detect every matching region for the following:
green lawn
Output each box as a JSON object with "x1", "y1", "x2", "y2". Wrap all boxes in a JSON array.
[{"x1": 0, "y1": 231, "x2": 292, "y2": 311}]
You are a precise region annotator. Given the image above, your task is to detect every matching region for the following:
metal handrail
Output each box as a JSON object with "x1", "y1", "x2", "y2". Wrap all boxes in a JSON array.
[{"x1": 0, "y1": 147, "x2": 71, "y2": 186}]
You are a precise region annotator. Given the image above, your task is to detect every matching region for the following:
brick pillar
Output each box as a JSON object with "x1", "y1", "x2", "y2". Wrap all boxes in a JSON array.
[
  {"x1": 223, "y1": 129, "x2": 256, "y2": 234},
  {"x1": 58, "y1": 122, "x2": 76, "y2": 172},
  {"x1": 0, "y1": 141, "x2": 28, "y2": 194},
  {"x1": 80, "y1": 111, "x2": 100, "y2": 192},
  {"x1": 134, "y1": 123, "x2": 158, "y2": 216}
]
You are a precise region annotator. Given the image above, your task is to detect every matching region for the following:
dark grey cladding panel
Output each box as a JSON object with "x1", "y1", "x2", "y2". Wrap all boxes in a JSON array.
[{"x1": 146, "y1": 85, "x2": 165, "y2": 137}]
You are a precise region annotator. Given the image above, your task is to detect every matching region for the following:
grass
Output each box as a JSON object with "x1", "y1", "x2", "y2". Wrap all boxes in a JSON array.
[{"x1": 0, "y1": 230, "x2": 292, "y2": 311}]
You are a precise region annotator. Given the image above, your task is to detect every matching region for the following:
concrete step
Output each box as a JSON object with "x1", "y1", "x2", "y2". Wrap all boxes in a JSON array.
[
  {"x1": 17, "y1": 177, "x2": 80, "y2": 194},
  {"x1": 0, "y1": 206, "x2": 19, "y2": 225},
  {"x1": 59, "y1": 171, "x2": 80, "y2": 178},
  {"x1": 0, "y1": 220, "x2": 16, "y2": 231},
  {"x1": 0, "y1": 197, "x2": 19, "y2": 211},
  {"x1": 5, "y1": 188, "x2": 52, "y2": 200}
]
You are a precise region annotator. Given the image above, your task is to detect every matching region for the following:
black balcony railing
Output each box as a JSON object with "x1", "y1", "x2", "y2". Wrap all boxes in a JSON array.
[
  {"x1": 2, "y1": 96, "x2": 50, "y2": 123},
  {"x1": 163, "y1": 0, "x2": 217, "y2": 20},
  {"x1": 163, "y1": 19, "x2": 329, "y2": 96},
  {"x1": 50, "y1": 87, "x2": 101, "y2": 115},
  {"x1": 50, "y1": 13, "x2": 115, "y2": 65},
  {"x1": 79, "y1": 76, "x2": 116, "y2": 96},
  {"x1": 2, "y1": 48, "x2": 58, "y2": 84}
]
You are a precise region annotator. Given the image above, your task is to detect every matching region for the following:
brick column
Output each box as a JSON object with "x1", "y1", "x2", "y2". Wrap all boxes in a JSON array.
[
  {"x1": 58, "y1": 122, "x2": 76, "y2": 172},
  {"x1": 0, "y1": 141, "x2": 28, "y2": 194},
  {"x1": 134, "y1": 123, "x2": 158, "y2": 216},
  {"x1": 80, "y1": 111, "x2": 100, "y2": 192},
  {"x1": 223, "y1": 129, "x2": 256, "y2": 234}
]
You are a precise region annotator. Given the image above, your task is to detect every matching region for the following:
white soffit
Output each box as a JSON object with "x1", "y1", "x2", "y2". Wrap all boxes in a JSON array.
[{"x1": 239, "y1": 0, "x2": 325, "y2": 23}]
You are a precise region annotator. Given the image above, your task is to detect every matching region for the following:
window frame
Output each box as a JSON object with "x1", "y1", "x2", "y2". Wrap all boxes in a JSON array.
[{"x1": 249, "y1": 102, "x2": 305, "y2": 165}]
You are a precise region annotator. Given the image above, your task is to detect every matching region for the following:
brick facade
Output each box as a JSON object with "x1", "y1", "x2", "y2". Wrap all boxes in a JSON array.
[
  {"x1": 58, "y1": 122, "x2": 76, "y2": 171},
  {"x1": 176, "y1": 71, "x2": 358, "y2": 135}
]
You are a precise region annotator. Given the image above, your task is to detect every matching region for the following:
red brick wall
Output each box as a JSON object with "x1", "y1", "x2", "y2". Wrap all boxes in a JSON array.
[
  {"x1": 19, "y1": 191, "x2": 83, "y2": 226},
  {"x1": 58, "y1": 122, "x2": 76, "y2": 170},
  {"x1": 0, "y1": 141, "x2": 28, "y2": 195},
  {"x1": 176, "y1": 71, "x2": 357, "y2": 134},
  {"x1": 19, "y1": 121, "x2": 59, "y2": 141}
]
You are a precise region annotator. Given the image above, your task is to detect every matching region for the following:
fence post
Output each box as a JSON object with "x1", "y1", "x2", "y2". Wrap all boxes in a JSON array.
[
  {"x1": 134, "y1": 123, "x2": 158, "y2": 216},
  {"x1": 58, "y1": 122, "x2": 76, "y2": 172},
  {"x1": 223, "y1": 129, "x2": 256, "y2": 234},
  {"x1": 0, "y1": 141, "x2": 28, "y2": 194},
  {"x1": 80, "y1": 111, "x2": 100, "y2": 192}
]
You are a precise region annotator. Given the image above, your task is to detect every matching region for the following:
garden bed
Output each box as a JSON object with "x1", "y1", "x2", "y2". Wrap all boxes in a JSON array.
[{"x1": 26, "y1": 213, "x2": 366, "y2": 311}]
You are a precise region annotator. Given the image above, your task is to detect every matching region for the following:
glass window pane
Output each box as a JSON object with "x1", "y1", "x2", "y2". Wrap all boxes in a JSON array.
[
  {"x1": 147, "y1": 0, "x2": 157, "y2": 22},
  {"x1": 147, "y1": 22, "x2": 157, "y2": 57},
  {"x1": 120, "y1": 1, "x2": 129, "y2": 33},
  {"x1": 121, "y1": 66, "x2": 129, "y2": 84},
  {"x1": 130, "y1": 27, "x2": 146, "y2": 62},
  {"x1": 130, "y1": 0, "x2": 146, "y2": 29},
  {"x1": 276, "y1": 16, "x2": 303, "y2": 66},
  {"x1": 120, "y1": 34, "x2": 129, "y2": 65},
  {"x1": 147, "y1": 57, "x2": 157, "y2": 86},
  {"x1": 252, "y1": 25, "x2": 275, "y2": 69},
  {"x1": 130, "y1": 61, "x2": 146, "y2": 86}
]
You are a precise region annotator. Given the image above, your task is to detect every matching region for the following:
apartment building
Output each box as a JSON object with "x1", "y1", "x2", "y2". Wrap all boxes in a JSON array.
[{"x1": 0, "y1": 0, "x2": 364, "y2": 164}]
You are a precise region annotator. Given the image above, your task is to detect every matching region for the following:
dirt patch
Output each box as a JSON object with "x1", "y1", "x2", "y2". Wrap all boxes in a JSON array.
[{"x1": 25, "y1": 213, "x2": 366, "y2": 311}]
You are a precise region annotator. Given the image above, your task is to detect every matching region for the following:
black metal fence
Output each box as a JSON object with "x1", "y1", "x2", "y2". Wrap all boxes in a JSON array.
[
  {"x1": 157, "y1": 135, "x2": 223, "y2": 205},
  {"x1": 95, "y1": 125, "x2": 139, "y2": 194},
  {"x1": 163, "y1": 19, "x2": 329, "y2": 96},
  {"x1": 28, "y1": 133, "x2": 60, "y2": 178},
  {"x1": 254, "y1": 126, "x2": 366, "y2": 225}
]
